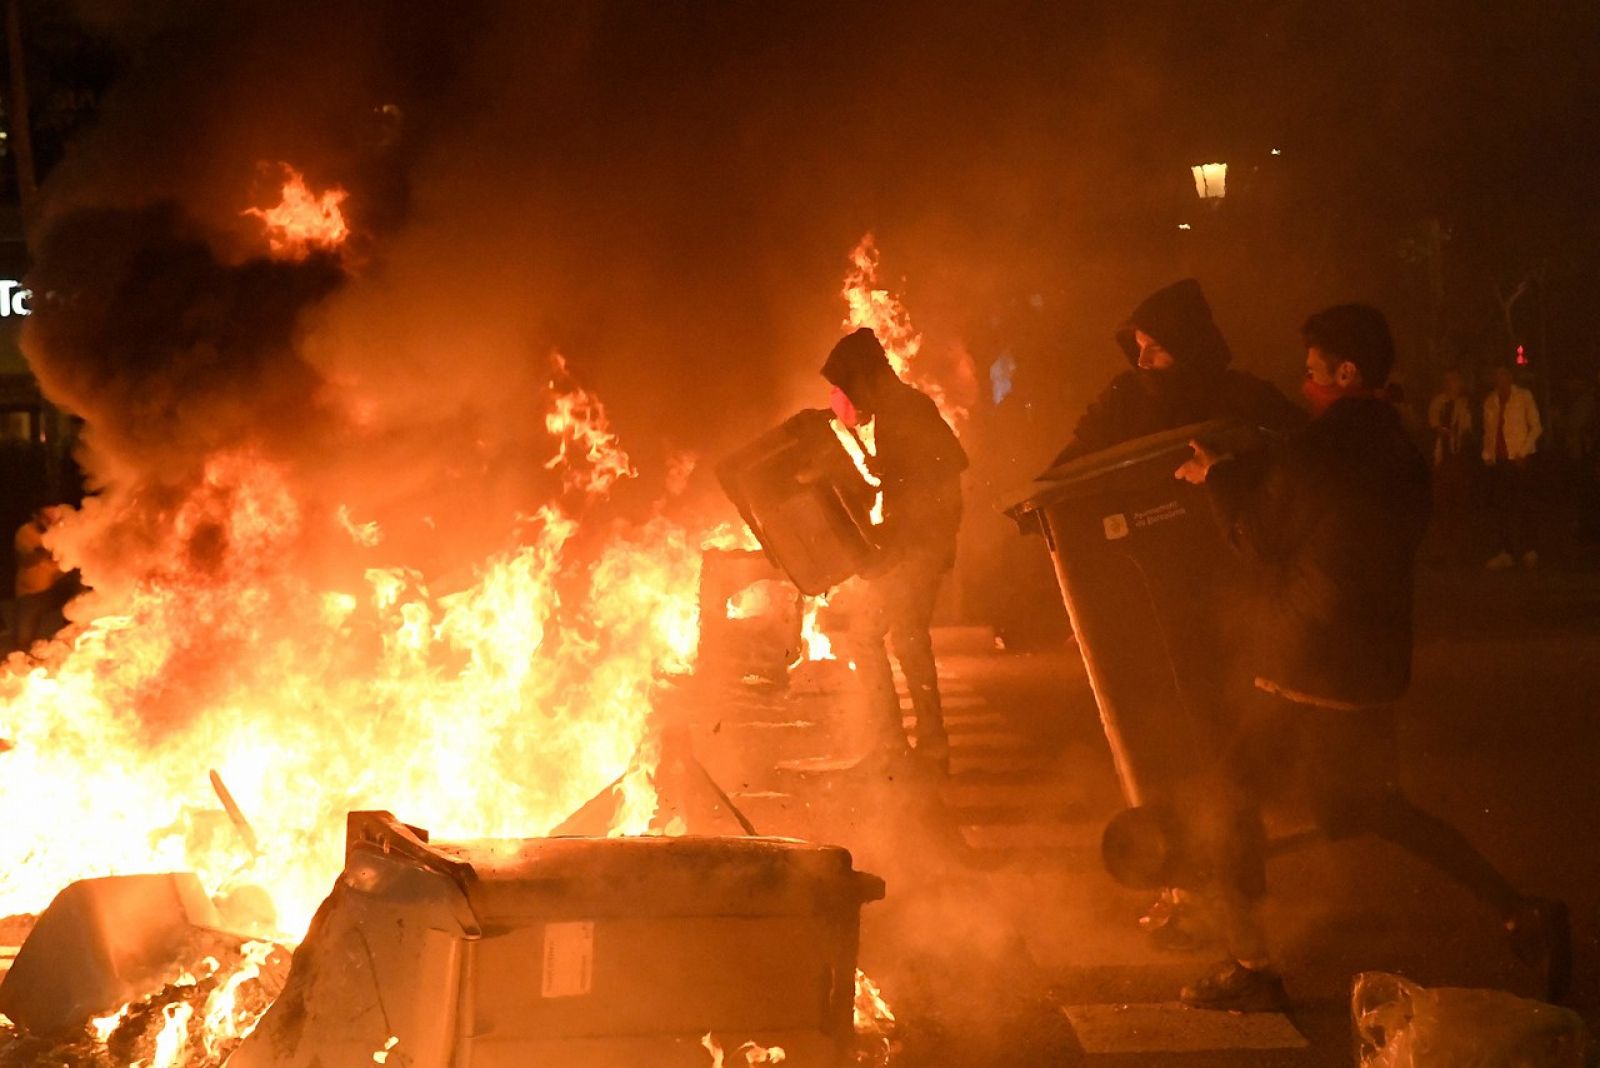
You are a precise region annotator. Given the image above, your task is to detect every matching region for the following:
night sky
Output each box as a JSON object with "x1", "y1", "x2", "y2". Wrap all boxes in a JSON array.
[{"x1": 7, "y1": 1, "x2": 1599, "y2": 473}]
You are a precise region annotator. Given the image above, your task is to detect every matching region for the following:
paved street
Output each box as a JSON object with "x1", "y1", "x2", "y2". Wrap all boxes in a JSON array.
[{"x1": 692, "y1": 565, "x2": 1600, "y2": 1064}]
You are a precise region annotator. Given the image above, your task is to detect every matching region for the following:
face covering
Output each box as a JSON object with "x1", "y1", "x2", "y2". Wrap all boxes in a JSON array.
[
  {"x1": 829, "y1": 385, "x2": 860, "y2": 427},
  {"x1": 1302, "y1": 377, "x2": 1372, "y2": 416}
]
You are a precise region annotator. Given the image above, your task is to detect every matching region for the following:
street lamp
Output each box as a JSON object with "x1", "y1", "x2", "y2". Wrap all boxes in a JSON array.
[{"x1": 1191, "y1": 162, "x2": 1227, "y2": 200}]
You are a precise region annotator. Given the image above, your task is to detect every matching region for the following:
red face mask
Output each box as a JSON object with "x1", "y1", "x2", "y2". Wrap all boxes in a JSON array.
[
  {"x1": 829, "y1": 386, "x2": 859, "y2": 427},
  {"x1": 1302, "y1": 377, "x2": 1352, "y2": 416}
]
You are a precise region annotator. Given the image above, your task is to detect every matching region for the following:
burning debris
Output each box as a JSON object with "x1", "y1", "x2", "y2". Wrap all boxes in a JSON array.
[
  {"x1": 217, "y1": 811, "x2": 883, "y2": 1066},
  {"x1": 702, "y1": 1032, "x2": 788, "y2": 1066},
  {"x1": 0, "y1": 26, "x2": 945, "y2": 1048},
  {"x1": 0, "y1": 874, "x2": 289, "y2": 1067},
  {"x1": 0, "y1": 155, "x2": 728, "y2": 1066},
  {"x1": 242, "y1": 166, "x2": 350, "y2": 261}
]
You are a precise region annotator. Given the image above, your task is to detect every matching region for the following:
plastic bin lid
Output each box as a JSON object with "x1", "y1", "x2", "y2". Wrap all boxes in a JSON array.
[
  {"x1": 1004, "y1": 419, "x2": 1242, "y2": 519},
  {"x1": 426, "y1": 834, "x2": 884, "y2": 920}
]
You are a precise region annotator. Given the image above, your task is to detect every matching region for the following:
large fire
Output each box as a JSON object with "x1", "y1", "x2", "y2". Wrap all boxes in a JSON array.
[
  {"x1": 0, "y1": 167, "x2": 717, "y2": 1060},
  {"x1": 0, "y1": 420, "x2": 701, "y2": 938},
  {"x1": 1, "y1": 172, "x2": 900, "y2": 1064}
]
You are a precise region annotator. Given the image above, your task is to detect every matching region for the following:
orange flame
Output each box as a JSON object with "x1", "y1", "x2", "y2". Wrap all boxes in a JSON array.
[
  {"x1": 243, "y1": 165, "x2": 350, "y2": 259},
  {"x1": 702, "y1": 1032, "x2": 788, "y2": 1066},
  {"x1": 796, "y1": 594, "x2": 834, "y2": 663},
  {"x1": 842, "y1": 233, "x2": 966, "y2": 434},
  {"x1": 854, "y1": 969, "x2": 898, "y2": 1064},
  {"x1": 0, "y1": 357, "x2": 704, "y2": 952}
]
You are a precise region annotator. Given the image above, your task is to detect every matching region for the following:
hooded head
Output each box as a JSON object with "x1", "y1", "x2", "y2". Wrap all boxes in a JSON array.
[
  {"x1": 822, "y1": 327, "x2": 894, "y2": 418},
  {"x1": 1115, "y1": 279, "x2": 1233, "y2": 377}
]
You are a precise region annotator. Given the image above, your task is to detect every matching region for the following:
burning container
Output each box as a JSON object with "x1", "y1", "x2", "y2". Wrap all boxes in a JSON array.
[
  {"x1": 698, "y1": 548, "x2": 802, "y2": 682},
  {"x1": 230, "y1": 811, "x2": 884, "y2": 1067},
  {"x1": 717, "y1": 409, "x2": 879, "y2": 596},
  {"x1": 1006, "y1": 422, "x2": 1263, "y2": 825}
]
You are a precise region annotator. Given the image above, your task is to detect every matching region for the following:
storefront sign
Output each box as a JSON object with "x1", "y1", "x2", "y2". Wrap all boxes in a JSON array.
[{"x1": 1, "y1": 280, "x2": 32, "y2": 316}]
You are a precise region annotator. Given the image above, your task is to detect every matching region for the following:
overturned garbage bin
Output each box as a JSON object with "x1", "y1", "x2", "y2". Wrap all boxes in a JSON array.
[
  {"x1": 230, "y1": 812, "x2": 885, "y2": 1068},
  {"x1": 717, "y1": 409, "x2": 880, "y2": 596},
  {"x1": 1006, "y1": 422, "x2": 1265, "y2": 877}
]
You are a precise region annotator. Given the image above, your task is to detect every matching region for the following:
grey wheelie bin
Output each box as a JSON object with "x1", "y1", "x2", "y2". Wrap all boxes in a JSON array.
[
  {"x1": 1006, "y1": 421, "x2": 1266, "y2": 880},
  {"x1": 717, "y1": 408, "x2": 881, "y2": 596}
]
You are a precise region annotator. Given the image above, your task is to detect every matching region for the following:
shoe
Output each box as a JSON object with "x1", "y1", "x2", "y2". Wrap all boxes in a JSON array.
[
  {"x1": 1485, "y1": 552, "x2": 1516, "y2": 570},
  {"x1": 913, "y1": 729, "x2": 950, "y2": 776},
  {"x1": 1521, "y1": 550, "x2": 1540, "y2": 569},
  {"x1": 847, "y1": 735, "x2": 914, "y2": 776},
  {"x1": 1180, "y1": 959, "x2": 1289, "y2": 1013},
  {"x1": 1507, "y1": 897, "x2": 1571, "y2": 1003}
]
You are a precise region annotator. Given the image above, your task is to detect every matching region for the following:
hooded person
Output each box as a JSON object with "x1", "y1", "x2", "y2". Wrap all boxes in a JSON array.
[
  {"x1": 1047, "y1": 279, "x2": 1304, "y2": 469},
  {"x1": 822, "y1": 327, "x2": 968, "y2": 773},
  {"x1": 1041, "y1": 279, "x2": 1305, "y2": 948}
]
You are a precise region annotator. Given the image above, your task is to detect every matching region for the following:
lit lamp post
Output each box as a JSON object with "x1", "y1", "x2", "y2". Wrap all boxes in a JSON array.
[{"x1": 1191, "y1": 161, "x2": 1227, "y2": 201}]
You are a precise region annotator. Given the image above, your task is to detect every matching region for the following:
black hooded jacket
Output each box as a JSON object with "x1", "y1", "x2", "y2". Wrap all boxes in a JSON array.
[
  {"x1": 1049, "y1": 280, "x2": 1305, "y2": 468},
  {"x1": 1205, "y1": 396, "x2": 1431, "y2": 707},
  {"x1": 823, "y1": 329, "x2": 968, "y2": 570}
]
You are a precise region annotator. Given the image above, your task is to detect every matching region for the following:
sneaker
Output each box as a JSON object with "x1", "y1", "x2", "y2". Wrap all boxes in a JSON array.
[
  {"x1": 1180, "y1": 959, "x2": 1289, "y2": 1013},
  {"x1": 1507, "y1": 897, "x2": 1572, "y2": 1003},
  {"x1": 1485, "y1": 552, "x2": 1516, "y2": 570},
  {"x1": 1521, "y1": 550, "x2": 1540, "y2": 569},
  {"x1": 846, "y1": 733, "x2": 914, "y2": 776}
]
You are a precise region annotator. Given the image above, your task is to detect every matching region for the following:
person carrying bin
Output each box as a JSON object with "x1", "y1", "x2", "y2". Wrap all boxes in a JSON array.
[
  {"x1": 1172, "y1": 304, "x2": 1571, "y2": 1012},
  {"x1": 1045, "y1": 279, "x2": 1305, "y2": 948},
  {"x1": 822, "y1": 327, "x2": 967, "y2": 774},
  {"x1": 1047, "y1": 278, "x2": 1303, "y2": 469}
]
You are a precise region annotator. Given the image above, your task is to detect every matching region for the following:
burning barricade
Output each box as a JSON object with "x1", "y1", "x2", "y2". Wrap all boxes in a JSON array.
[{"x1": 0, "y1": 161, "x2": 909, "y2": 1064}]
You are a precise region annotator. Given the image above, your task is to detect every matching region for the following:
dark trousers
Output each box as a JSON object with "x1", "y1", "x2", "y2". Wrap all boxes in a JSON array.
[
  {"x1": 1485, "y1": 460, "x2": 1534, "y2": 556},
  {"x1": 1431, "y1": 454, "x2": 1474, "y2": 559},
  {"x1": 1203, "y1": 692, "x2": 1520, "y2": 964},
  {"x1": 852, "y1": 553, "x2": 949, "y2": 747}
]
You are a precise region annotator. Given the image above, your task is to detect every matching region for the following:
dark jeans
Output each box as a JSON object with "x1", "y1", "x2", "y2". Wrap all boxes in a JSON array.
[
  {"x1": 1431, "y1": 454, "x2": 1475, "y2": 559},
  {"x1": 852, "y1": 552, "x2": 949, "y2": 747},
  {"x1": 1485, "y1": 460, "x2": 1534, "y2": 556},
  {"x1": 1203, "y1": 691, "x2": 1520, "y2": 964}
]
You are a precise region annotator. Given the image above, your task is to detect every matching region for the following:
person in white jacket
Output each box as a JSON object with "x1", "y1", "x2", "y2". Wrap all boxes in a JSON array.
[{"x1": 1482, "y1": 365, "x2": 1542, "y2": 568}]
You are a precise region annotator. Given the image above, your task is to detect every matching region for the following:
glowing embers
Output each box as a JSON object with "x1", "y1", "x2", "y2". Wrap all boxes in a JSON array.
[
  {"x1": 854, "y1": 968, "x2": 899, "y2": 1065},
  {"x1": 0, "y1": 873, "x2": 287, "y2": 1067},
  {"x1": 797, "y1": 593, "x2": 835, "y2": 663},
  {"x1": 243, "y1": 164, "x2": 350, "y2": 259},
  {"x1": 703, "y1": 1031, "x2": 787, "y2": 1065}
]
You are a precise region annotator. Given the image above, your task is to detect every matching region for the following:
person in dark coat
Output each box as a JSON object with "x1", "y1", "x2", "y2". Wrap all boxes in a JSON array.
[
  {"x1": 823, "y1": 327, "x2": 968, "y2": 773},
  {"x1": 1048, "y1": 279, "x2": 1304, "y2": 469},
  {"x1": 1048, "y1": 279, "x2": 1305, "y2": 947},
  {"x1": 1173, "y1": 304, "x2": 1570, "y2": 1012}
]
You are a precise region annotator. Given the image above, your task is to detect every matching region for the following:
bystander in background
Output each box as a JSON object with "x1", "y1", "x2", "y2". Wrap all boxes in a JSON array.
[{"x1": 1481, "y1": 365, "x2": 1542, "y2": 569}]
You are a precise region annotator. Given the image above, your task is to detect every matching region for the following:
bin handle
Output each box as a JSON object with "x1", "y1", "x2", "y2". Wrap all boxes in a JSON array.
[
  {"x1": 853, "y1": 871, "x2": 887, "y2": 903},
  {"x1": 1039, "y1": 512, "x2": 1056, "y2": 552}
]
